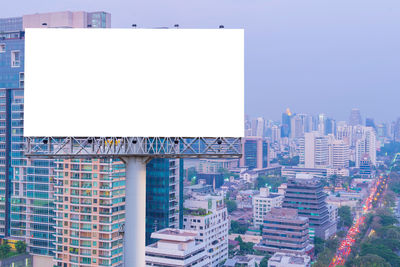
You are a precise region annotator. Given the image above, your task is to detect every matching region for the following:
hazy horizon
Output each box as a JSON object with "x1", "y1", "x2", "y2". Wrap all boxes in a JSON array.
[{"x1": 2, "y1": 0, "x2": 399, "y2": 123}]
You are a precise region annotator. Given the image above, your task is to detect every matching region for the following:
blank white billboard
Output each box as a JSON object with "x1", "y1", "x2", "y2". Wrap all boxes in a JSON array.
[{"x1": 24, "y1": 28, "x2": 244, "y2": 137}]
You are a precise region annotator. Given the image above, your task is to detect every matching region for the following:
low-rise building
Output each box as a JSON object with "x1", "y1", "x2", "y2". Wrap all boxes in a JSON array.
[
  {"x1": 183, "y1": 195, "x2": 229, "y2": 266},
  {"x1": 252, "y1": 188, "x2": 284, "y2": 228},
  {"x1": 268, "y1": 252, "x2": 311, "y2": 267},
  {"x1": 254, "y1": 208, "x2": 313, "y2": 255},
  {"x1": 228, "y1": 234, "x2": 262, "y2": 244},
  {"x1": 145, "y1": 228, "x2": 209, "y2": 267}
]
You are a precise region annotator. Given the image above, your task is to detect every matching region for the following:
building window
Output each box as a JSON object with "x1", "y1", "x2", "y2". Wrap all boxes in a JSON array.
[
  {"x1": 0, "y1": 44, "x2": 5, "y2": 53},
  {"x1": 11, "y1": 50, "x2": 20, "y2": 67}
]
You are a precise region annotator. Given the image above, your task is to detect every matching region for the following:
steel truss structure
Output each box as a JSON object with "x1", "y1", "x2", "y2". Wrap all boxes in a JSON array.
[{"x1": 24, "y1": 137, "x2": 242, "y2": 158}]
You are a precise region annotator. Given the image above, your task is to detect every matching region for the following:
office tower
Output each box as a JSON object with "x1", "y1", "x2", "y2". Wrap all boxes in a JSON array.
[
  {"x1": 252, "y1": 188, "x2": 283, "y2": 228},
  {"x1": 254, "y1": 208, "x2": 311, "y2": 255},
  {"x1": 239, "y1": 137, "x2": 269, "y2": 169},
  {"x1": 365, "y1": 118, "x2": 376, "y2": 130},
  {"x1": 330, "y1": 139, "x2": 350, "y2": 169},
  {"x1": 355, "y1": 127, "x2": 376, "y2": 167},
  {"x1": 145, "y1": 229, "x2": 209, "y2": 267},
  {"x1": 146, "y1": 159, "x2": 183, "y2": 245},
  {"x1": 183, "y1": 195, "x2": 228, "y2": 266},
  {"x1": 0, "y1": 11, "x2": 111, "y2": 258},
  {"x1": 349, "y1": 108, "x2": 362, "y2": 126},
  {"x1": 282, "y1": 175, "x2": 336, "y2": 239},
  {"x1": 53, "y1": 159, "x2": 124, "y2": 267},
  {"x1": 299, "y1": 132, "x2": 329, "y2": 169},
  {"x1": 281, "y1": 109, "x2": 292, "y2": 138}
]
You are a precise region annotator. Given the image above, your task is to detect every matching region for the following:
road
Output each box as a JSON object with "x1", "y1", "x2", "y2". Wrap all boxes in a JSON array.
[{"x1": 329, "y1": 174, "x2": 387, "y2": 267}]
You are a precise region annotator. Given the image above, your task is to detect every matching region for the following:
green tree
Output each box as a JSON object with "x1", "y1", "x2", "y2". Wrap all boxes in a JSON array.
[
  {"x1": 361, "y1": 243, "x2": 400, "y2": 267},
  {"x1": 338, "y1": 206, "x2": 353, "y2": 228},
  {"x1": 314, "y1": 237, "x2": 325, "y2": 255},
  {"x1": 259, "y1": 256, "x2": 269, "y2": 267},
  {"x1": 226, "y1": 200, "x2": 237, "y2": 213},
  {"x1": 354, "y1": 254, "x2": 390, "y2": 267},
  {"x1": 15, "y1": 241, "x2": 26, "y2": 254},
  {"x1": 0, "y1": 243, "x2": 10, "y2": 258},
  {"x1": 230, "y1": 220, "x2": 247, "y2": 234}
]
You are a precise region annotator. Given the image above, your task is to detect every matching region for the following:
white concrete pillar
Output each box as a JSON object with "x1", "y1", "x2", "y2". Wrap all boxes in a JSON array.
[{"x1": 123, "y1": 157, "x2": 148, "y2": 267}]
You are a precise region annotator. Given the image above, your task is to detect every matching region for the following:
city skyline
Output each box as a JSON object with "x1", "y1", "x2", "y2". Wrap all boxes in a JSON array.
[{"x1": 2, "y1": 0, "x2": 400, "y2": 122}]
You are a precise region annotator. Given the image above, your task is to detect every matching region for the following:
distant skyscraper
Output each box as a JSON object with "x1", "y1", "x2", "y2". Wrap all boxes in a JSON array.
[
  {"x1": 240, "y1": 137, "x2": 269, "y2": 169},
  {"x1": 330, "y1": 139, "x2": 350, "y2": 169},
  {"x1": 349, "y1": 108, "x2": 362, "y2": 126},
  {"x1": 394, "y1": 118, "x2": 400, "y2": 142},
  {"x1": 325, "y1": 117, "x2": 336, "y2": 135},
  {"x1": 299, "y1": 132, "x2": 330, "y2": 169},
  {"x1": 256, "y1": 117, "x2": 265, "y2": 137},
  {"x1": 365, "y1": 118, "x2": 376, "y2": 129},
  {"x1": 355, "y1": 127, "x2": 377, "y2": 167},
  {"x1": 281, "y1": 108, "x2": 292, "y2": 138},
  {"x1": 290, "y1": 114, "x2": 306, "y2": 139}
]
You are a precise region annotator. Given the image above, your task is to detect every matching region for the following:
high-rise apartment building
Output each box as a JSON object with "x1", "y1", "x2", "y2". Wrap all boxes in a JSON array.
[
  {"x1": 53, "y1": 159, "x2": 124, "y2": 267},
  {"x1": 282, "y1": 175, "x2": 336, "y2": 239},
  {"x1": 239, "y1": 137, "x2": 269, "y2": 170},
  {"x1": 299, "y1": 132, "x2": 330, "y2": 169},
  {"x1": 252, "y1": 188, "x2": 283, "y2": 228},
  {"x1": 183, "y1": 195, "x2": 228, "y2": 266},
  {"x1": 355, "y1": 127, "x2": 376, "y2": 167},
  {"x1": 330, "y1": 139, "x2": 350, "y2": 169},
  {"x1": 254, "y1": 208, "x2": 312, "y2": 255},
  {"x1": 0, "y1": 11, "x2": 111, "y2": 258},
  {"x1": 145, "y1": 228, "x2": 209, "y2": 267}
]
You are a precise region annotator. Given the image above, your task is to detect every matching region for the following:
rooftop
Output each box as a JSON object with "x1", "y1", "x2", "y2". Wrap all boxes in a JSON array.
[{"x1": 269, "y1": 252, "x2": 310, "y2": 265}]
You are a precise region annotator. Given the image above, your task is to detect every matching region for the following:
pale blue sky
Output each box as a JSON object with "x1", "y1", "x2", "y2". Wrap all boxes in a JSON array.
[{"x1": 2, "y1": 0, "x2": 399, "y2": 123}]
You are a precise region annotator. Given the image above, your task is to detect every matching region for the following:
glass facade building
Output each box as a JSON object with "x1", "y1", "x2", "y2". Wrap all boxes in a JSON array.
[{"x1": 145, "y1": 158, "x2": 183, "y2": 245}]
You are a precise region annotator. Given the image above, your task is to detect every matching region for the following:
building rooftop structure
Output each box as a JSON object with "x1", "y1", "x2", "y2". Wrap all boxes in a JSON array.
[
  {"x1": 268, "y1": 252, "x2": 311, "y2": 267},
  {"x1": 146, "y1": 228, "x2": 209, "y2": 267}
]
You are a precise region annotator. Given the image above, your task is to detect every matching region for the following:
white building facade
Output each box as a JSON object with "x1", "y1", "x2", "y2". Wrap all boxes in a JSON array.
[
  {"x1": 252, "y1": 188, "x2": 284, "y2": 228},
  {"x1": 145, "y1": 228, "x2": 209, "y2": 267},
  {"x1": 183, "y1": 195, "x2": 229, "y2": 266}
]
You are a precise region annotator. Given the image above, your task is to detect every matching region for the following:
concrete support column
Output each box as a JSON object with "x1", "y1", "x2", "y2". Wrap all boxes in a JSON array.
[{"x1": 123, "y1": 157, "x2": 148, "y2": 267}]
